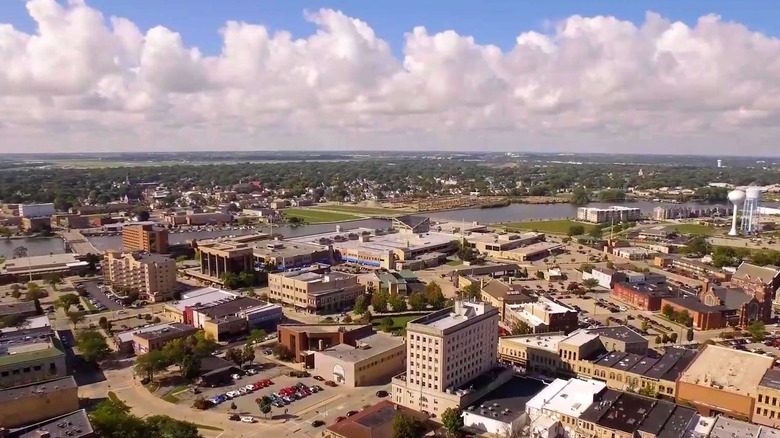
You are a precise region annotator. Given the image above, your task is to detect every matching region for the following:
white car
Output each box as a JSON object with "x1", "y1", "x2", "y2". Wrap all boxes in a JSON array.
[
  {"x1": 231, "y1": 373, "x2": 242, "y2": 380},
  {"x1": 240, "y1": 416, "x2": 256, "y2": 423},
  {"x1": 244, "y1": 384, "x2": 255, "y2": 391},
  {"x1": 238, "y1": 387, "x2": 250, "y2": 395},
  {"x1": 226, "y1": 391, "x2": 239, "y2": 398}
]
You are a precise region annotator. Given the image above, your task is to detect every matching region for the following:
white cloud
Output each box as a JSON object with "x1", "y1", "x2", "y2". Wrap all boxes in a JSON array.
[{"x1": 1, "y1": 1, "x2": 780, "y2": 154}]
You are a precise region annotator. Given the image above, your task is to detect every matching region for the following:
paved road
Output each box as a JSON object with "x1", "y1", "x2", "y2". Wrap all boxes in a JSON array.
[{"x1": 82, "y1": 281, "x2": 123, "y2": 311}]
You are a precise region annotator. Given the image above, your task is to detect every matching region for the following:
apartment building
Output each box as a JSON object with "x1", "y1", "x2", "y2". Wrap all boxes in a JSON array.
[
  {"x1": 268, "y1": 270, "x2": 364, "y2": 314},
  {"x1": 122, "y1": 224, "x2": 169, "y2": 253},
  {"x1": 504, "y1": 296, "x2": 578, "y2": 334},
  {"x1": 392, "y1": 302, "x2": 513, "y2": 414},
  {"x1": 102, "y1": 251, "x2": 177, "y2": 302},
  {"x1": 576, "y1": 206, "x2": 642, "y2": 223}
]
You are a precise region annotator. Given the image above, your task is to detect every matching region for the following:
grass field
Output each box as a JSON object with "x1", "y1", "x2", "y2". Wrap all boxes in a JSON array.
[
  {"x1": 283, "y1": 208, "x2": 361, "y2": 223},
  {"x1": 500, "y1": 219, "x2": 596, "y2": 235},
  {"x1": 668, "y1": 223, "x2": 719, "y2": 235},
  {"x1": 313, "y1": 204, "x2": 406, "y2": 216},
  {"x1": 374, "y1": 315, "x2": 421, "y2": 334}
]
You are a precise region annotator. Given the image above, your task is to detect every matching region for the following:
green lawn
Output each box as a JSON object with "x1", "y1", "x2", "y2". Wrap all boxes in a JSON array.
[
  {"x1": 283, "y1": 208, "x2": 361, "y2": 223},
  {"x1": 313, "y1": 205, "x2": 405, "y2": 216},
  {"x1": 668, "y1": 223, "x2": 719, "y2": 235},
  {"x1": 500, "y1": 219, "x2": 597, "y2": 235},
  {"x1": 374, "y1": 315, "x2": 422, "y2": 334}
]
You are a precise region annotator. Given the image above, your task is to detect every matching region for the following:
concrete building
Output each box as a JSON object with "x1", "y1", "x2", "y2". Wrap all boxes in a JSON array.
[
  {"x1": 175, "y1": 212, "x2": 232, "y2": 226},
  {"x1": 18, "y1": 203, "x2": 55, "y2": 218},
  {"x1": 504, "y1": 296, "x2": 578, "y2": 334},
  {"x1": 479, "y1": 280, "x2": 536, "y2": 321},
  {"x1": 130, "y1": 323, "x2": 198, "y2": 355},
  {"x1": 1, "y1": 253, "x2": 86, "y2": 280},
  {"x1": 6, "y1": 409, "x2": 95, "y2": 438},
  {"x1": 524, "y1": 378, "x2": 607, "y2": 438},
  {"x1": 611, "y1": 282, "x2": 677, "y2": 311},
  {"x1": 755, "y1": 369, "x2": 780, "y2": 428},
  {"x1": 122, "y1": 224, "x2": 169, "y2": 254},
  {"x1": 0, "y1": 328, "x2": 66, "y2": 387},
  {"x1": 0, "y1": 376, "x2": 79, "y2": 428},
  {"x1": 677, "y1": 345, "x2": 773, "y2": 420},
  {"x1": 114, "y1": 322, "x2": 197, "y2": 354},
  {"x1": 0, "y1": 301, "x2": 39, "y2": 320},
  {"x1": 323, "y1": 400, "x2": 433, "y2": 438},
  {"x1": 583, "y1": 267, "x2": 626, "y2": 289},
  {"x1": 576, "y1": 206, "x2": 642, "y2": 223},
  {"x1": 461, "y1": 377, "x2": 547, "y2": 436},
  {"x1": 102, "y1": 252, "x2": 177, "y2": 302},
  {"x1": 20, "y1": 217, "x2": 50, "y2": 232},
  {"x1": 196, "y1": 240, "x2": 253, "y2": 283},
  {"x1": 50, "y1": 214, "x2": 91, "y2": 229},
  {"x1": 190, "y1": 297, "x2": 283, "y2": 342},
  {"x1": 313, "y1": 331, "x2": 406, "y2": 388},
  {"x1": 268, "y1": 270, "x2": 364, "y2": 314},
  {"x1": 614, "y1": 246, "x2": 655, "y2": 260},
  {"x1": 252, "y1": 240, "x2": 332, "y2": 270},
  {"x1": 392, "y1": 302, "x2": 513, "y2": 415}
]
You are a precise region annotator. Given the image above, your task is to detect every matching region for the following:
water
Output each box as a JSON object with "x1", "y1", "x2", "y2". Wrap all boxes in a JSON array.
[
  {"x1": 425, "y1": 201, "x2": 738, "y2": 224},
  {"x1": 0, "y1": 237, "x2": 66, "y2": 258},
  {"x1": 86, "y1": 218, "x2": 391, "y2": 251}
]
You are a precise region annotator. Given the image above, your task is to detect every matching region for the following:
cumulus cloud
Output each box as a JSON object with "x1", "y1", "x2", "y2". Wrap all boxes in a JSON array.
[{"x1": 1, "y1": 1, "x2": 780, "y2": 154}]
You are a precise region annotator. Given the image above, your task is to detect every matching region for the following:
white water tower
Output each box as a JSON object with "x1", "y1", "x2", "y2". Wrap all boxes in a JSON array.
[
  {"x1": 741, "y1": 187, "x2": 762, "y2": 235},
  {"x1": 728, "y1": 190, "x2": 745, "y2": 236}
]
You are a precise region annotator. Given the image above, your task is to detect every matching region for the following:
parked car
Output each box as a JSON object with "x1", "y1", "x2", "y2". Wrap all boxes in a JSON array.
[
  {"x1": 240, "y1": 416, "x2": 256, "y2": 423},
  {"x1": 313, "y1": 376, "x2": 325, "y2": 381},
  {"x1": 376, "y1": 390, "x2": 388, "y2": 397},
  {"x1": 311, "y1": 420, "x2": 325, "y2": 427},
  {"x1": 228, "y1": 414, "x2": 240, "y2": 421},
  {"x1": 335, "y1": 416, "x2": 346, "y2": 422},
  {"x1": 325, "y1": 381, "x2": 337, "y2": 387},
  {"x1": 346, "y1": 411, "x2": 358, "y2": 417}
]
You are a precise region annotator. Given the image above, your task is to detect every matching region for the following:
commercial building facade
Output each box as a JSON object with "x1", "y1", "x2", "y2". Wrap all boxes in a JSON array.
[
  {"x1": 268, "y1": 270, "x2": 364, "y2": 314},
  {"x1": 611, "y1": 282, "x2": 676, "y2": 311},
  {"x1": 18, "y1": 203, "x2": 55, "y2": 218},
  {"x1": 131, "y1": 323, "x2": 198, "y2": 354},
  {"x1": 0, "y1": 376, "x2": 79, "y2": 428},
  {"x1": 190, "y1": 297, "x2": 283, "y2": 341},
  {"x1": 504, "y1": 296, "x2": 578, "y2": 334},
  {"x1": 313, "y1": 332, "x2": 406, "y2": 388},
  {"x1": 122, "y1": 224, "x2": 169, "y2": 253},
  {"x1": 0, "y1": 329, "x2": 66, "y2": 387},
  {"x1": 102, "y1": 251, "x2": 177, "y2": 302}
]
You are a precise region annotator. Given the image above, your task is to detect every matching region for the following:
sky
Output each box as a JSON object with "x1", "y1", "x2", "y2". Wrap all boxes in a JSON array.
[{"x1": 1, "y1": 0, "x2": 780, "y2": 155}]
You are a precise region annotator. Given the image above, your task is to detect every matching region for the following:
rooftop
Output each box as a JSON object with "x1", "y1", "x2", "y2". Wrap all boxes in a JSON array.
[
  {"x1": 9, "y1": 409, "x2": 94, "y2": 438},
  {"x1": 644, "y1": 348, "x2": 698, "y2": 381},
  {"x1": 508, "y1": 241, "x2": 564, "y2": 256},
  {"x1": 733, "y1": 262, "x2": 780, "y2": 285},
  {"x1": 580, "y1": 390, "x2": 684, "y2": 434},
  {"x1": 409, "y1": 301, "x2": 496, "y2": 331},
  {"x1": 166, "y1": 287, "x2": 238, "y2": 311},
  {"x1": 278, "y1": 323, "x2": 369, "y2": 335},
  {"x1": 708, "y1": 416, "x2": 762, "y2": 438},
  {"x1": 0, "y1": 344, "x2": 64, "y2": 367},
  {"x1": 317, "y1": 332, "x2": 404, "y2": 363},
  {"x1": 0, "y1": 376, "x2": 76, "y2": 403},
  {"x1": 679, "y1": 345, "x2": 773, "y2": 396},
  {"x1": 663, "y1": 296, "x2": 727, "y2": 313},
  {"x1": 481, "y1": 280, "x2": 534, "y2": 302},
  {"x1": 526, "y1": 378, "x2": 606, "y2": 418},
  {"x1": 0, "y1": 301, "x2": 38, "y2": 318},
  {"x1": 464, "y1": 377, "x2": 547, "y2": 422},
  {"x1": 501, "y1": 333, "x2": 568, "y2": 353},
  {"x1": 133, "y1": 322, "x2": 197, "y2": 341},
  {"x1": 325, "y1": 400, "x2": 431, "y2": 438},
  {"x1": 393, "y1": 215, "x2": 430, "y2": 231},
  {"x1": 761, "y1": 369, "x2": 780, "y2": 391},
  {"x1": 252, "y1": 240, "x2": 328, "y2": 258},
  {"x1": 3, "y1": 254, "x2": 81, "y2": 274},
  {"x1": 197, "y1": 297, "x2": 274, "y2": 319},
  {"x1": 617, "y1": 282, "x2": 676, "y2": 298},
  {"x1": 587, "y1": 326, "x2": 647, "y2": 345}
]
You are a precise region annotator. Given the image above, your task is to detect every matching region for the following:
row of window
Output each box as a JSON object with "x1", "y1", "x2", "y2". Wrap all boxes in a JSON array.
[{"x1": 0, "y1": 362, "x2": 57, "y2": 377}]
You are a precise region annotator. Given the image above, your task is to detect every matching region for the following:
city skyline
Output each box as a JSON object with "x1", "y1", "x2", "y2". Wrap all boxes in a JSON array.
[{"x1": 1, "y1": 0, "x2": 780, "y2": 154}]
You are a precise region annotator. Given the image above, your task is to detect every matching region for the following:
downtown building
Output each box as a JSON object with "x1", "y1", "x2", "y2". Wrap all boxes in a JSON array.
[
  {"x1": 391, "y1": 301, "x2": 514, "y2": 415},
  {"x1": 102, "y1": 251, "x2": 177, "y2": 302}
]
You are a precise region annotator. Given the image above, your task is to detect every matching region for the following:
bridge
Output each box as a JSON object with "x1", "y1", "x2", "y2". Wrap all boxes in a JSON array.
[{"x1": 60, "y1": 230, "x2": 102, "y2": 255}]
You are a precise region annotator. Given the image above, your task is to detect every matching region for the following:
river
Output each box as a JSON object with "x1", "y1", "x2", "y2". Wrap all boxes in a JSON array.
[{"x1": 0, "y1": 200, "x2": 770, "y2": 258}]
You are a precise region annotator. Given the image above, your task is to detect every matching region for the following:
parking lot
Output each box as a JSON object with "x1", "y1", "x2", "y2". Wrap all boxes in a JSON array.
[{"x1": 80, "y1": 281, "x2": 123, "y2": 311}]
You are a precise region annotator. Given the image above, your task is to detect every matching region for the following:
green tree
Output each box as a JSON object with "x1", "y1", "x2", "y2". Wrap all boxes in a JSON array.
[
  {"x1": 511, "y1": 320, "x2": 532, "y2": 335},
  {"x1": 162, "y1": 338, "x2": 188, "y2": 369},
  {"x1": 180, "y1": 355, "x2": 202, "y2": 380},
  {"x1": 686, "y1": 328, "x2": 694, "y2": 342},
  {"x1": 535, "y1": 271, "x2": 546, "y2": 280},
  {"x1": 661, "y1": 304, "x2": 674, "y2": 319},
  {"x1": 588, "y1": 227, "x2": 603, "y2": 239},
  {"x1": 353, "y1": 295, "x2": 367, "y2": 315},
  {"x1": 441, "y1": 407, "x2": 464, "y2": 437},
  {"x1": 135, "y1": 350, "x2": 170, "y2": 382},
  {"x1": 145, "y1": 415, "x2": 201, "y2": 438},
  {"x1": 25, "y1": 282, "x2": 46, "y2": 301},
  {"x1": 89, "y1": 399, "x2": 148, "y2": 438},
  {"x1": 682, "y1": 235, "x2": 711, "y2": 255},
  {"x1": 582, "y1": 278, "x2": 599, "y2": 291},
  {"x1": 10, "y1": 284, "x2": 21, "y2": 299},
  {"x1": 67, "y1": 310, "x2": 86, "y2": 327},
  {"x1": 579, "y1": 263, "x2": 595, "y2": 273},
  {"x1": 0, "y1": 226, "x2": 12, "y2": 239},
  {"x1": 43, "y1": 273, "x2": 64, "y2": 290},
  {"x1": 567, "y1": 224, "x2": 585, "y2": 237},
  {"x1": 389, "y1": 294, "x2": 407, "y2": 312},
  {"x1": 56, "y1": 293, "x2": 81, "y2": 310},
  {"x1": 749, "y1": 320, "x2": 767, "y2": 342},
  {"x1": 260, "y1": 403, "x2": 272, "y2": 418},
  {"x1": 424, "y1": 282, "x2": 445, "y2": 309},
  {"x1": 246, "y1": 328, "x2": 267, "y2": 345},
  {"x1": 225, "y1": 347, "x2": 244, "y2": 367},
  {"x1": 220, "y1": 272, "x2": 241, "y2": 289},
  {"x1": 191, "y1": 330, "x2": 219, "y2": 356},
  {"x1": 0, "y1": 314, "x2": 28, "y2": 329},
  {"x1": 408, "y1": 292, "x2": 426, "y2": 311},
  {"x1": 371, "y1": 291, "x2": 389, "y2": 313},
  {"x1": 392, "y1": 413, "x2": 424, "y2": 438},
  {"x1": 462, "y1": 282, "x2": 481, "y2": 300},
  {"x1": 273, "y1": 344, "x2": 293, "y2": 361},
  {"x1": 76, "y1": 329, "x2": 111, "y2": 363},
  {"x1": 175, "y1": 255, "x2": 189, "y2": 266},
  {"x1": 570, "y1": 186, "x2": 590, "y2": 206},
  {"x1": 655, "y1": 336, "x2": 662, "y2": 345},
  {"x1": 242, "y1": 343, "x2": 256, "y2": 366},
  {"x1": 669, "y1": 332, "x2": 678, "y2": 343},
  {"x1": 98, "y1": 316, "x2": 109, "y2": 330}
]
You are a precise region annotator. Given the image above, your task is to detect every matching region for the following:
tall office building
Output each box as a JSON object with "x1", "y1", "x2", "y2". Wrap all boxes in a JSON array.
[
  {"x1": 122, "y1": 224, "x2": 169, "y2": 253},
  {"x1": 103, "y1": 251, "x2": 177, "y2": 302},
  {"x1": 392, "y1": 301, "x2": 511, "y2": 414}
]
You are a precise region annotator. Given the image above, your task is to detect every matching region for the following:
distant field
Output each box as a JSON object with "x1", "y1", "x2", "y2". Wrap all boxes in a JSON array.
[
  {"x1": 313, "y1": 204, "x2": 406, "y2": 216},
  {"x1": 500, "y1": 219, "x2": 597, "y2": 235},
  {"x1": 283, "y1": 208, "x2": 361, "y2": 223},
  {"x1": 51, "y1": 159, "x2": 245, "y2": 169},
  {"x1": 668, "y1": 223, "x2": 719, "y2": 235}
]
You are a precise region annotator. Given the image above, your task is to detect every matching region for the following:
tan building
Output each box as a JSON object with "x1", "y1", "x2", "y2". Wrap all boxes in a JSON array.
[
  {"x1": 252, "y1": 240, "x2": 332, "y2": 270},
  {"x1": 196, "y1": 240, "x2": 253, "y2": 283},
  {"x1": 131, "y1": 322, "x2": 198, "y2": 354},
  {"x1": 268, "y1": 270, "x2": 364, "y2": 314},
  {"x1": 755, "y1": 369, "x2": 780, "y2": 428},
  {"x1": 122, "y1": 224, "x2": 169, "y2": 253},
  {"x1": 0, "y1": 329, "x2": 67, "y2": 387},
  {"x1": 277, "y1": 324, "x2": 374, "y2": 364},
  {"x1": 479, "y1": 279, "x2": 535, "y2": 321},
  {"x1": 313, "y1": 332, "x2": 406, "y2": 388},
  {"x1": 323, "y1": 400, "x2": 434, "y2": 438},
  {"x1": 21, "y1": 216, "x2": 50, "y2": 232},
  {"x1": 102, "y1": 251, "x2": 177, "y2": 302},
  {"x1": 392, "y1": 302, "x2": 513, "y2": 415},
  {"x1": 505, "y1": 296, "x2": 579, "y2": 334},
  {"x1": 0, "y1": 376, "x2": 79, "y2": 428},
  {"x1": 677, "y1": 345, "x2": 773, "y2": 420},
  {"x1": 51, "y1": 214, "x2": 91, "y2": 229}
]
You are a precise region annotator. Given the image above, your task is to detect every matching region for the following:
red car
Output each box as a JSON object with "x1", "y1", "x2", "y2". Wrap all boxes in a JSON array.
[{"x1": 335, "y1": 416, "x2": 346, "y2": 422}]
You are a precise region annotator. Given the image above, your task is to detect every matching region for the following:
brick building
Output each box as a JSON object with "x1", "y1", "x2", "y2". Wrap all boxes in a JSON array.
[{"x1": 611, "y1": 282, "x2": 676, "y2": 311}]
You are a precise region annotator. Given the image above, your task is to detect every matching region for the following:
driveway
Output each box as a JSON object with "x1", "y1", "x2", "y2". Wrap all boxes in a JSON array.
[{"x1": 83, "y1": 281, "x2": 123, "y2": 311}]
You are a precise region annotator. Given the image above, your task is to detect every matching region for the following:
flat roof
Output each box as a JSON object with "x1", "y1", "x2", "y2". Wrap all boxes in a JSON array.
[
  {"x1": 326, "y1": 400, "x2": 431, "y2": 438},
  {"x1": 317, "y1": 332, "x2": 404, "y2": 363},
  {"x1": 561, "y1": 330, "x2": 600, "y2": 347},
  {"x1": 509, "y1": 241, "x2": 564, "y2": 256},
  {"x1": 526, "y1": 378, "x2": 606, "y2": 418},
  {"x1": 3, "y1": 254, "x2": 80, "y2": 273},
  {"x1": 10, "y1": 409, "x2": 94, "y2": 438},
  {"x1": 761, "y1": 369, "x2": 780, "y2": 391},
  {"x1": 0, "y1": 376, "x2": 76, "y2": 403},
  {"x1": 709, "y1": 416, "x2": 762, "y2": 438},
  {"x1": 253, "y1": 240, "x2": 327, "y2": 258},
  {"x1": 657, "y1": 407, "x2": 698, "y2": 438},
  {"x1": 680, "y1": 345, "x2": 773, "y2": 396},
  {"x1": 465, "y1": 377, "x2": 547, "y2": 422},
  {"x1": 413, "y1": 302, "x2": 494, "y2": 331},
  {"x1": 279, "y1": 323, "x2": 369, "y2": 335},
  {"x1": 133, "y1": 322, "x2": 197, "y2": 341},
  {"x1": 581, "y1": 390, "x2": 657, "y2": 433},
  {"x1": 501, "y1": 333, "x2": 568, "y2": 354},
  {"x1": 663, "y1": 296, "x2": 727, "y2": 313},
  {"x1": 198, "y1": 297, "x2": 275, "y2": 319},
  {"x1": 587, "y1": 326, "x2": 647, "y2": 345},
  {"x1": 116, "y1": 322, "x2": 185, "y2": 343},
  {"x1": 0, "y1": 301, "x2": 37, "y2": 317},
  {"x1": 0, "y1": 344, "x2": 64, "y2": 367},
  {"x1": 166, "y1": 287, "x2": 238, "y2": 311}
]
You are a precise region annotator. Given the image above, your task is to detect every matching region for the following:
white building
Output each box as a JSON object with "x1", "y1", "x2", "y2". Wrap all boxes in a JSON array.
[
  {"x1": 525, "y1": 378, "x2": 607, "y2": 438},
  {"x1": 18, "y1": 203, "x2": 55, "y2": 218},
  {"x1": 576, "y1": 206, "x2": 642, "y2": 224}
]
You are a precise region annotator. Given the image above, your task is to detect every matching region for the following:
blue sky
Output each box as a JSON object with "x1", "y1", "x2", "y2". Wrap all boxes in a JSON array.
[{"x1": 3, "y1": 0, "x2": 779, "y2": 55}]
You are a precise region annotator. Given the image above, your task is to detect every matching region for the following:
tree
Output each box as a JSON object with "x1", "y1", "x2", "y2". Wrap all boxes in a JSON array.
[
  {"x1": 392, "y1": 413, "x2": 424, "y2": 438},
  {"x1": 570, "y1": 186, "x2": 590, "y2": 206},
  {"x1": 98, "y1": 316, "x2": 109, "y2": 330},
  {"x1": 669, "y1": 332, "x2": 678, "y2": 343},
  {"x1": 380, "y1": 317, "x2": 395, "y2": 332},
  {"x1": 353, "y1": 295, "x2": 367, "y2": 315},
  {"x1": 511, "y1": 320, "x2": 532, "y2": 336},
  {"x1": 462, "y1": 282, "x2": 481, "y2": 300},
  {"x1": 661, "y1": 333, "x2": 670, "y2": 343},
  {"x1": 567, "y1": 224, "x2": 585, "y2": 236},
  {"x1": 371, "y1": 291, "x2": 389, "y2": 313},
  {"x1": 535, "y1": 271, "x2": 546, "y2": 280},
  {"x1": 0, "y1": 226, "x2": 12, "y2": 239},
  {"x1": 43, "y1": 273, "x2": 64, "y2": 290},
  {"x1": 162, "y1": 338, "x2": 189, "y2": 368},
  {"x1": 10, "y1": 284, "x2": 21, "y2": 299},
  {"x1": 686, "y1": 328, "x2": 694, "y2": 342},
  {"x1": 655, "y1": 336, "x2": 662, "y2": 345},
  {"x1": 441, "y1": 407, "x2": 464, "y2": 437},
  {"x1": 582, "y1": 278, "x2": 599, "y2": 291},
  {"x1": 25, "y1": 282, "x2": 46, "y2": 301},
  {"x1": 135, "y1": 350, "x2": 170, "y2": 382},
  {"x1": 606, "y1": 261, "x2": 615, "y2": 269},
  {"x1": 191, "y1": 330, "x2": 219, "y2": 356},
  {"x1": 749, "y1": 320, "x2": 767, "y2": 342},
  {"x1": 220, "y1": 272, "x2": 241, "y2": 289},
  {"x1": 260, "y1": 403, "x2": 272, "y2": 418},
  {"x1": 580, "y1": 263, "x2": 595, "y2": 273},
  {"x1": 0, "y1": 314, "x2": 28, "y2": 329},
  {"x1": 145, "y1": 415, "x2": 201, "y2": 438},
  {"x1": 89, "y1": 399, "x2": 149, "y2": 438},
  {"x1": 641, "y1": 320, "x2": 650, "y2": 332},
  {"x1": 408, "y1": 292, "x2": 426, "y2": 311},
  {"x1": 225, "y1": 347, "x2": 244, "y2": 367},
  {"x1": 273, "y1": 344, "x2": 293, "y2": 361},
  {"x1": 588, "y1": 227, "x2": 603, "y2": 239},
  {"x1": 67, "y1": 310, "x2": 86, "y2": 327},
  {"x1": 180, "y1": 355, "x2": 202, "y2": 380},
  {"x1": 56, "y1": 293, "x2": 80, "y2": 310},
  {"x1": 425, "y1": 282, "x2": 446, "y2": 309},
  {"x1": 389, "y1": 294, "x2": 407, "y2": 312},
  {"x1": 455, "y1": 239, "x2": 476, "y2": 262},
  {"x1": 246, "y1": 328, "x2": 267, "y2": 345},
  {"x1": 76, "y1": 329, "x2": 111, "y2": 363},
  {"x1": 661, "y1": 304, "x2": 674, "y2": 319},
  {"x1": 242, "y1": 343, "x2": 256, "y2": 366},
  {"x1": 683, "y1": 235, "x2": 711, "y2": 256}
]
